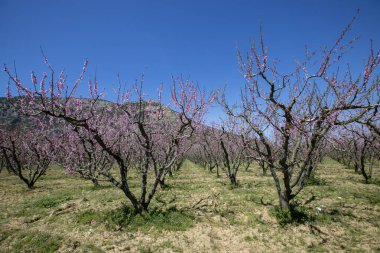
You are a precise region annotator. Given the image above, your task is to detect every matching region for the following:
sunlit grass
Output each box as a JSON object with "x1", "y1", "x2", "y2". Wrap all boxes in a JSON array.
[{"x1": 0, "y1": 158, "x2": 379, "y2": 252}]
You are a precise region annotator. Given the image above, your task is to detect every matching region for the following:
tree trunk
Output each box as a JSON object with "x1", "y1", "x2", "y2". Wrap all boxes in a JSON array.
[
  {"x1": 159, "y1": 177, "x2": 167, "y2": 189},
  {"x1": 259, "y1": 161, "x2": 267, "y2": 175},
  {"x1": 262, "y1": 165, "x2": 268, "y2": 176},
  {"x1": 91, "y1": 177, "x2": 99, "y2": 186},
  {"x1": 19, "y1": 174, "x2": 34, "y2": 189},
  {"x1": 229, "y1": 174, "x2": 238, "y2": 186},
  {"x1": 360, "y1": 157, "x2": 369, "y2": 184},
  {"x1": 120, "y1": 184, "x2": 146, "y2": 214},
  {"x1": 279, "y1": 192, "x2": 290, "y2": 210},
  {"x1": 27, "y1": 182, "x2": 35, "y2": 189},
  {"x1": 354, "y1": 162, "x2": 359, "y2": 173}
]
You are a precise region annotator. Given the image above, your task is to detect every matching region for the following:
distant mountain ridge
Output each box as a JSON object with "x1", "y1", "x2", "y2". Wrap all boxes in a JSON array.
[{"x1": 0, "y1": 97, "x2": 178, "y2": 129}]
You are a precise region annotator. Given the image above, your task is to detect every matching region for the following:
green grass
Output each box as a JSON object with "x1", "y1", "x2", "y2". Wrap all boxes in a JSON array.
[
  {"x1": 0, "y1": 228, "x2": 16, "y2": 243},
  {"x1": 107, "y1": 205, "x2": 194, "y2": 231},
  {"x1": 368, "y1": 177, "x2": 380, "y2": 186},
  {"x1": 244, "y1": 235, "x2": 254, "y2": 242},
  {"x1": 351, "y1": 190, "x2": 380, "y2": 205},
  {"x1": 365, "y1": 192, "x2": 380, "y2": 205},
  {"x1": 77, "y1": 209, "x2": 104, "y2": 225},
  {"x1": 159, "y1": 241, "x2": 181, "y2": 252},
  {"x1": 305, "y1": 171, "x2": 327, "y2": 186},
  {"x1": 10, "y1": 231, "x2": 63, "y2": 253},
  {"x1": 270, "y1": 204, "x2": 313, "y2": 226},
  {"x1": 138, "y1": 247, "x2": 153, "y2": 253},
  {"x1": 0, "y1": 159, "x2": 379, "y2": 252},
  {"x1": 14, "y1": 191, "x2": 75, "y2": 218},
  {"x1": 307, "y1": 244, "x2": 326, "y2": 252},
  {"x1": 86, "y1": 185, "x2": 114, "y2": 191},
  {"x1": 82, "y1": 244, "x2": 105, "y2": 253},
  {"x1": 77, "y1": 204, "x2": 194, "y2": 232},
  {"x1": 32, "y1": 194, "x2": 73, "y2": 208}
]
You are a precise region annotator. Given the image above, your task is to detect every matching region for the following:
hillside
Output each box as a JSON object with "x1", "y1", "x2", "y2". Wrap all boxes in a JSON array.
[{"x1": 0, "y1": 97, "x2": 177, "y2": 128}]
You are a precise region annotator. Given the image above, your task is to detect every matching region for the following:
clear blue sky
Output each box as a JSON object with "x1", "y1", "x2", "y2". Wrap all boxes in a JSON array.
[{"x1": 1, "y1": 0, "x2": 379, "y2": 121}]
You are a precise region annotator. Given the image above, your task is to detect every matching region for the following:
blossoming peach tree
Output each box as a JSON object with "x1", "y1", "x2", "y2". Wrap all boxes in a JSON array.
[
  {"x1": 328, "y1": 124, "x2": 379, "y2": 183},
  {"x1": 4, "y1": 60, "x2": 214, "y2": 213},
  {"x1": 220, "y1": 16, "x2": 379, "y2": 211},
  {"x1": 0, "y1": 115, "x2": 58, "y2": 188}
]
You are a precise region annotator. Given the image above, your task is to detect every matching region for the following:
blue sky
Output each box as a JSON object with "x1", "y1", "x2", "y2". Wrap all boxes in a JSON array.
[{"x1": 1, "y1": 0, "x2": 379, "y2": 122}]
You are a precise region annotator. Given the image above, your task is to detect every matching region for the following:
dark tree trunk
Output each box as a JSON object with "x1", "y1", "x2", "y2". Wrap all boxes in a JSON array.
[
  {"x1": 27, "y1": 181, "x2": 35, "y2": 189},
  {"x1": 354, "y1": 162, "x2": 359, "y2": 173},
  {"x1": 120, "y1": 186, "x2": 146, "y2": 214},
  {"x1": 229, "y1": 174, "x2": 238, "y2": 186},
  {"x1": 159, "y1": 177, "x2": 167, "y2": 189},
  {"x1": 359, "y1": 157, "x2": 370, "y2": 184},
  {"x1": 91, "y1": 177, "x2": 99, "y2": 186},
  {"x1": 279, "y1": 193, "x2": 290, "y2": 210}
]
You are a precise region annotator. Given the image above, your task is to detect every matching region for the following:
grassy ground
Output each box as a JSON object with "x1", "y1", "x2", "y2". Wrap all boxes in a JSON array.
[{"x1": 0, "y1": 159, "x2": 379, "y2": 252}]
